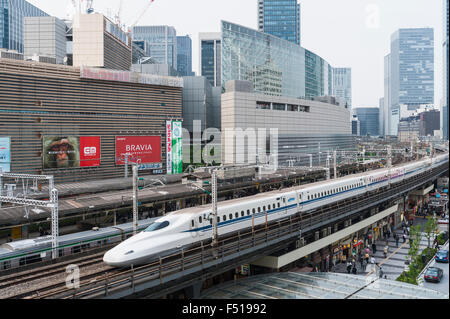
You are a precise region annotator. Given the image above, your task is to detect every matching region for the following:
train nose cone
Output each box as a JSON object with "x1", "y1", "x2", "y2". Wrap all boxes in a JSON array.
[{"x1": 103, "y1": 248, "x2": 128, "y2": 267}]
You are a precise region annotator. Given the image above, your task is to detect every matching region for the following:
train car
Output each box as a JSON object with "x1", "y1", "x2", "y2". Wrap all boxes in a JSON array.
[{"x1": 0, "y1": 219, "x2": 154, "y2": 271}]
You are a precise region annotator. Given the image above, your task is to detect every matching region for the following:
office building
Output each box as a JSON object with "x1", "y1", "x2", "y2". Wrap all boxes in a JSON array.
[
  {"x1": 443, "y1": 0, "x2": 449, "y2": 140},
  {"x1": 199, "y1": 32, "x2": 221, "y2": 87},
  {"x1": 222, "y1": 21, "x2": 339, "y2": 100},
  {"x1": 133, "y1": 25, "x2": 177, "y2": 70},
  {"x1": 257, "y1": 0, "x2": 301, "y2": 46},
  {"x1": 332, "y1": 67, "x2": 352, "y2": 110},
  {"x1": 352, "y1": 115, "x2": 360, "y2": 136},
  {"x1": 73, "y1": 13, "x2": 131, "y2": 71},
  {"x1": 379, "y1": 97, "x2": 385, "y2": 137},
  {"x1": 221, "y1": 80, "x2": 353, "y2": 166},
  {"x1": 354, "y1": 107, "x2": 379, "y2": 137},
  {"x1": 383, "y1": 54, "x2": 391, "y2": 136},
  {"x1": 24, "y1": 16, "x2": 67, "y2": 64},
  {"x1": 177, "y1": 35, "x2": 194, "y2": 76},
  {"x1": 398, "y1": 109, "x2": 440, "y2": 142},
  {"x1": 0, "y1": 58, "x2": 183, "y2": 182},
  {"x1": 182, "y1": 76, "x2": 222, "y2": 135},
  {"x1": 389, "y1": 28, "x2": 434, "y2": 113},
  {"x1": 0, "y1": 0, "x2": 48, "y2": 53}
]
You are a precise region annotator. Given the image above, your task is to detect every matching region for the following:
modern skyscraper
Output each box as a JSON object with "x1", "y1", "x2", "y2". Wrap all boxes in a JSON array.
[
  {"x1": 443, "y1": 0, "x2": 449, "y2": 140},
  {"x1": 332, "y1": 67, "x2": 352, "y2": 110},
  {"x1": 257, "y1": 0, "x2": 301, "y2": 46},
  {"x1": 379, "y1": 97, "x2": 385, "y2": 137},
  {"x1": 354, "y1": 107, "x2": 380, "y2": 137},
  {"x1": 389, "y1": 28, "x2": 434, "y2": 112},
  {"x1": 176, "y1": 35, "x2": 194, "y2": 76},
  {"x1": 199, "y1": 32, "x2": 221, "y2": 87},
  {"x1": 132, "y1": 25, "x2": 177, "y2": 69},
  {"x1": 383, "y1": 54, "x2": 392, "y2": 136},
  {"x1": 0, "y1": 0, "x2": 48, "y2": 53}
]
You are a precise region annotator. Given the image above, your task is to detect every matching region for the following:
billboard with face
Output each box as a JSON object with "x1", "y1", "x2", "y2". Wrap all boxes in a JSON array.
[
  {"x1": 43, "y1": 136, "x2": 100, "y2": 169},
  {"x1": 115, "y1": 136, "x2": 162, "y2": 165}
]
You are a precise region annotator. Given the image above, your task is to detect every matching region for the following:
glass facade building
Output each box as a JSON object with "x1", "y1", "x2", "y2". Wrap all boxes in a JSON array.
[
  {"x1": 443, "y1": 0, "x2": 449, "y2": 140},
  {"x1": 258, "y1": 0, "x2": 301, "y2": 46},
  {"x1": 132, "y1": 25, "x2": 177, "y2": 69},
  {"x1": 390, "y1": 28, "x2": 434, "y2": 111},
  {"x1": 222, "y1": 20, "x2": 335, "y2": 99},
  {"x1": 332, "y1": 67, "x2": 352, "y2": 110},
  {"x1": 0, "y1": 0, "x2": 48, "y2": 53},
  {"x1": 176, "y1": 35, "x2": 194, "y2": 76},
  {"x1": 354, "y1": 107, "x2": 380, "y2": 137}
]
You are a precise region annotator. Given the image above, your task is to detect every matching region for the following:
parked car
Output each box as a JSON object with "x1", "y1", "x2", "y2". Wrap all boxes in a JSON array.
[
  {"x1": 435, "y1": 250, "x2": 449, "y2": 263},
  {"x1": 424, "y1": 267, "x2": 444, "y2": 283}
]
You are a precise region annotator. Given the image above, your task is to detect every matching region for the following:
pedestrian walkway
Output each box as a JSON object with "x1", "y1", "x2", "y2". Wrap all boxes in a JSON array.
[{"x1": 332, "y1": 227, "x2": 433, "y2": 281}]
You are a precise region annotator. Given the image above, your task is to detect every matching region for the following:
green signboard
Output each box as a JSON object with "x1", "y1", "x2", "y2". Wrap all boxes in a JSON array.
[{"x1": 171, "y1": 121, "x2": 183, "y2": 174}]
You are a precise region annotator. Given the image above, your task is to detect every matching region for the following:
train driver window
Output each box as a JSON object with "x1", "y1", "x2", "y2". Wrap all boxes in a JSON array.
[
  {"x1": 191, "y1": 220, "x2": 194, "y2": 227},
  {"x1": 145, "y1": 221, "x2": 170, "y2": 232}
]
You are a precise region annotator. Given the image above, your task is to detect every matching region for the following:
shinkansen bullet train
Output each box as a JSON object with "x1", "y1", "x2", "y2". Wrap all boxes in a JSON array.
[{"x1": 103, "y1": 153, "x2": 449, "y2": 267}]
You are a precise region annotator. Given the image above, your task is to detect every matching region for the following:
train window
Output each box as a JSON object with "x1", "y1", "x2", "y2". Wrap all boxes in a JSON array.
[
  {"x1": 229, "y1": 214, "x2": 233, "y2": 220},
  {"x1": 59, "y1": 249, "x2": 64, "y2": 257},
  {"x1": 223, "y1": 215, "x2": 227, "y2": 221},
  {"x1": 241, "y1": 211, "x2": 244, "y2": 217},
  {"x1": 308, "y1": 195, "x2": 310, "y2": 200},
  {"x1": 258, "y1": 207, "x2": 261, "y2": 213},
  {"x1": 2, "y1": 261, "x2": 11, "y2": 270},
  {"x1": 263, "y1": 206, "x2": 266, "y2": 212},
  {"x1": 253, "y1": 208, "x2": 256, "y2": 214},
  {"x1": 268, "y1": 204, "x2": 271, "y2": 210},
  {"x1": 71, "y1": 246, "x2": 81, "y2": 254},
  {"x1": 199, "y1": 216, "x2": 202, "y2": 223},
  {"x1": 247, "y1": 210, "x2": 250, "y2": 215},
  {"x1": 81, "y1": 244, "x2": 90, "y2": 250},
  {"x1": 235, "y1": 212, "x2": 239, "y2": 218},
  {"x1": 145, "y1": 221, "x2": 171, "y2": 232},
  {"x1": 217, "y1": 216, "x2": 220, "y2": 223},
  {"x1": 191, "y1": 220, "x2": 195, "y2": 227},
  {"x1": 278, "y1": 203, "x2": 280, "y2": 208}
]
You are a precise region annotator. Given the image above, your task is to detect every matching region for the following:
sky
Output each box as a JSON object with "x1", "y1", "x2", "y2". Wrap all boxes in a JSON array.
[{"x1": 27, "y1": 0, "x2": 445, "y2": 109}]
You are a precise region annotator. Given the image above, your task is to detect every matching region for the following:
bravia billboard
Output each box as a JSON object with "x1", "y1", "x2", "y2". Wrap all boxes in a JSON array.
[
  {"x1": 115, "y1": 136, "x2": 162, "y2": 165},
  {"x1": 0, "y1": 137, "x2": 11, "y2": 173},
  {"x1": 43, "y1": 136, "x2": 101, "y2": 169}
]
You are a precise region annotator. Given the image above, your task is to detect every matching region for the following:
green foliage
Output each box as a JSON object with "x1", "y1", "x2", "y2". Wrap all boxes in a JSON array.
[
  {"x1": 397, "y1": 246, "x2": 437, "y2": 285},
  {"x1": 423, "y1": 216, "x2": 438, "y2": 248}
]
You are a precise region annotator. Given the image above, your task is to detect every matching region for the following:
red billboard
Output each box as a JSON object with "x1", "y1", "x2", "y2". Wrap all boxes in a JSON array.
[
  {"x1": 79, "y1": 136, "x2": 101, "y2": 167},
  {"x1": 115, "y1": 136, "x2": 161, "y2": 165}
]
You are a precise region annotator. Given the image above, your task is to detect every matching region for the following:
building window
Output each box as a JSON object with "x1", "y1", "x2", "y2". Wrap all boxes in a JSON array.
[
  {"x1": 287, "y1": 104, "x2": 299, "y2": 112},
  {"x1": 272, "y1": 103, "x2": 286, "y2": 111},
  {"x1": 256, "y1": 101, "x2": 271, "y2": 110}
]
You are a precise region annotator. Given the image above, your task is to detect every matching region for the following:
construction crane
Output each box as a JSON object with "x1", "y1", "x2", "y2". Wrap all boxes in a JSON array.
[
  {"x1": 114, "y1": 0, "x2": 123, "y2": 26},
  {"x1": 86, "y1": 0, "x2": 94, "y2": 14},
  {"x1": 70, "y1": 0, "x2": 94, "y2": 14},
  {"x1": 130, "y1": 0, "x2": 156, "y2": 30}
]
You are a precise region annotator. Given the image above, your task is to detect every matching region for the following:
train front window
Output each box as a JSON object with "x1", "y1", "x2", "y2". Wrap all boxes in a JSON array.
[{"x1": 145, "y1": 221, "x2": 170, "y2": 232}]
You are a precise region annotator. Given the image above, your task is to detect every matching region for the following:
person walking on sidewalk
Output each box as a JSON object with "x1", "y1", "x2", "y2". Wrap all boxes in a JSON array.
[
  {"x1": 346, "y1": 261, "x2": 352, "y2": 274},
  {"x1": 395, "y1": 234, "x2": 399, "y2": 247},
  {"x1": 352, "y1": 266, "x2": 357, "y2": 275},
  {"x1": 362, "y1": 259, "x2": 367, "y2": 272},
  {"x1": 402, "y1": 233, "x2": 406, "y2": 243},
  {"x1": 383, "y1": 244, "x2": 389, "y2": 259},
  {"x1": 372, "y1": 242, "x2": 377, "y2": 254}
]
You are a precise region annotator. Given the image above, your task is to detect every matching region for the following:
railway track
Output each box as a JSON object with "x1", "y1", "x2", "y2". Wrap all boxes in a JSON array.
[{"x1": 3, "y1": 163, "x2": 448, "y2": 299}]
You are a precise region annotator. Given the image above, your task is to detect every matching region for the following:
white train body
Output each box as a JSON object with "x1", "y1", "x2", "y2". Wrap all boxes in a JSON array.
[{"x1": 103, "y1": 154, "x2": 449, "y2": 267}]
